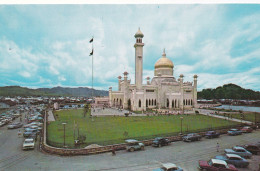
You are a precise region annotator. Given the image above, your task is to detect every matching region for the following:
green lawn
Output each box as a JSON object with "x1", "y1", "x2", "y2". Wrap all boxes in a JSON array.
[
  {"x1": 47, "y1": 109, "x2": 239, "y2": 148},
  {"x1": 216, "y1": 112, "x2": 260, "y2": 123}
]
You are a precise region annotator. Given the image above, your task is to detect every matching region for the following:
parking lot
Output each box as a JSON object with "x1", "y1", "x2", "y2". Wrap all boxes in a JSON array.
[{"x1": 0, "y1": 111, "x2": 260, "y2": 171}]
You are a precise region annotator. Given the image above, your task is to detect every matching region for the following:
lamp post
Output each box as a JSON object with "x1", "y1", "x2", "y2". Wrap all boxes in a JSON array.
[
  {"x1": 180, "y1": 117, "x2": 183, "y2": 135},
  {"x1": 62, "y1": 122, "x2": 67, "y2": 147}
]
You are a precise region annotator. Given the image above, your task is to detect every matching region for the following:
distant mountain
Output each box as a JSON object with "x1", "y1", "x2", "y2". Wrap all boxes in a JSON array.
[
  {"x1": 38, "y1": 87, "x2": 108, "y2": 97},
  {"x1": 0, "y1": 86, "x2": 108, "y2": 97},
  {"x1": 198, "y1": 83, "x2": 260, "y2": 100}
]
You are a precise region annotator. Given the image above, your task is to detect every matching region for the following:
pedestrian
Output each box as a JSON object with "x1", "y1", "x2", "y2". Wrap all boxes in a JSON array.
[
  {"x1": 112, "y1": 147, "x2": 116, "y2": 156},
  {"x1": 18, "y1": 130, "x2": 21, "y2": 138},
  {"x1": 216, "y1": 142, "x2": 220, "y2": 152}
]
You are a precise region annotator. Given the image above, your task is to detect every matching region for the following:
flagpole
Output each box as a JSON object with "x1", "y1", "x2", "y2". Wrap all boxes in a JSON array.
[{"x1": 92, "y1": 39, "x2": 94, "y2": 100}]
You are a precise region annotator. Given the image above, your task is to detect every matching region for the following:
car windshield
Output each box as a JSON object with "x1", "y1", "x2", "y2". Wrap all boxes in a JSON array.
[{"x1": 25, "y1": 140, "x2": 33, "y2": 143}]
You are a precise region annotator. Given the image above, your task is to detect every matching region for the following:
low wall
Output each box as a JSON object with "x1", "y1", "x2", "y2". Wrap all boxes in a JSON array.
[{"x1": 41, "y1": 110, "x2": 246, "y2": 156}]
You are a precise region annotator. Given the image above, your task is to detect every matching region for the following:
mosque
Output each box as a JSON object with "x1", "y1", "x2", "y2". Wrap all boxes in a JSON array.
[{"x1": 108, "y1": 28, "x2": 198, "y2": 111}]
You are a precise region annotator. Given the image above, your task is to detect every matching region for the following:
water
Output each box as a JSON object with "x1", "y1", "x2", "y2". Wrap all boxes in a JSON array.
[{"x1": 214, "y1": 105, "x2": 260, "y2": 113}]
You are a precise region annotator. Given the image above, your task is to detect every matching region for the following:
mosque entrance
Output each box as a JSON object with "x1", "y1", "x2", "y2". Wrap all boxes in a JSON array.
[{"x1": 128, "y1": 99, "x2": 131, "y2": 110}]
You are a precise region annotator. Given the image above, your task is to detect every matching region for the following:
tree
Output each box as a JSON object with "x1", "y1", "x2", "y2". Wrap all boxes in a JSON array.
[{"x1": 83, "y1": 104, "x2": 89, "y2": 118}]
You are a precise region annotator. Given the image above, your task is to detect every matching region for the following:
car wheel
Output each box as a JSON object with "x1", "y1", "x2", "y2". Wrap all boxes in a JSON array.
[
  {"x1": 141, "y1": 146, "x2": 144, "y2": 150},
  {"x1": 130, "y1": 148, "x2": 134, "y2": 152},
  {"x1": 158, "y1": 144, "x2": 161, "y2": 148}
]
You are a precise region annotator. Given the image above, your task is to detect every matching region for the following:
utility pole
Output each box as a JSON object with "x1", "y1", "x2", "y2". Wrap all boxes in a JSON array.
[{"x1": 62, "y1": 123, "x2": 67, "y2": 147}]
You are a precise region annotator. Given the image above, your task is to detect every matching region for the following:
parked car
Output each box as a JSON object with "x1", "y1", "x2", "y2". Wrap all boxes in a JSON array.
[
  {"x1": 198, "y1": 159, "x2": 237, "y2": 171},
  {"x1": 227, "y1": 129, "x2": 242, "y2": 136},
  {"x1": 153, "y1": 163, "x2": 183, "y2": 171},
  {"x1": 7, "y1": 122, "x2": 23, "y2": 129},
  {"x1": 152, "y1": 137, "x2": 170, "y2": 147},
  {"x1": 182, "y1": 133, "x2": 201, "y2": 142},
  {"x1": 215, "y1": 154, "x2": 249, "y2": 168},
  {"x1": 22, "y1": 138, "x2": 35, "y2": 150},
  {"x1": 28, "y1": 133, "x2": 37, "y2": 141},
  {"x1": 242, "y1": 144, "x2": 260, "y2": 155},
  {"x1": 205, "y1": 131, "x2": 220, "y2": 139},
  {"x1": 125, "y1": 139, "x2": 144, "y2": 152},
  {"x1": 225, "y1": 146, "x2": 252, "y2": 158},
  {"x1": 241, "y1": 126, "x2": 253, "y2": 133},
  {"x1": 23, "y1": 130, "x2": 38, "y2": 138},
  {"x1": 0, "y1": 121, "x2": 5, "y2": 127}
]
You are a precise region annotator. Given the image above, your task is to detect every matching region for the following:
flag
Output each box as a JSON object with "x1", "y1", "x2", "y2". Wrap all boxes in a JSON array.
[
  {"x1": 89, "y1": 37, "x2": 93, "y2": 43},
  {"x1": 89, "y1": 49, "x2": 93, "y2": 56}
]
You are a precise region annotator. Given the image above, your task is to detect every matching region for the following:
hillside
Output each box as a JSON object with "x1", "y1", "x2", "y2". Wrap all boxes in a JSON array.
[
  {"x1": 198, "y1": 84, "x2": 260, "y2": 100},
  {"x1": 0, "y1": 86, "x2": 108, "y2": 97}
]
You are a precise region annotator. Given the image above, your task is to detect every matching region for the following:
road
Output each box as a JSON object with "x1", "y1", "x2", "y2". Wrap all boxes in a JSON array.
[{"x1": 0, "y1": 113, "x2": 260, "y2": 171}]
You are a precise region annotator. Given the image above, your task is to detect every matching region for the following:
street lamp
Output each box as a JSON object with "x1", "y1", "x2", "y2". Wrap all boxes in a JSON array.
[
  {"x1": 62, "y1": 122, "x2": 67, "y2": 147},
  {"x1": 180, "y1": 117, "x2": 183, "y2": 135}
]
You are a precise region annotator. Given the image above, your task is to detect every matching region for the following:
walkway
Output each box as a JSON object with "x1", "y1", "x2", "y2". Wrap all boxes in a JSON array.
[
  {"x1": 47, "y1": 110, "x2": 55, "y2": 121},
  {"x1": 198, "y1": 109, "x2": 252, "y2": 124}
]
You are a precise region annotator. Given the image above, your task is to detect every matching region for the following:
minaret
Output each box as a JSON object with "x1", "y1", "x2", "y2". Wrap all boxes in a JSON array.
[
  {"x1": 134, "y1": 28, "x2": 144, "y2": 89},
  {"x1": 118, "y1": 76, "x2": 122, "y2": 91},
  {"x1": 180, "y1": 74, "x2": 184, "y2": 112},
  {"x1": 193, "y1": 75, "x2": 198, "y2": 107}
]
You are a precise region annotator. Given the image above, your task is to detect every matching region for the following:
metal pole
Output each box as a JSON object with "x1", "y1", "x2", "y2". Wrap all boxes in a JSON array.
[
  {"x1": 63, "y1": 124, "x2": 65, "y2": 147},
  {"x1": 180, "y1": 117, "x2": 183, "y2": 134},
  {"x1": 92, "y1": 40, "x2": 94, "y2": 100},
  {"x1": 62, "y1": 123, "x2": 66, "y2": 147}
]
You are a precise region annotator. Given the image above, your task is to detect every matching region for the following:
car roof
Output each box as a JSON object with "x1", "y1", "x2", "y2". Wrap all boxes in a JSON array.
[
  {"x1": 211, "y1": 159, "x2": 227, "y2": 166},
  {"x1": 161, "y1": 163, "x2": 177, "y2": 169},
  {"x1": 230, "y1": 129, "x2": 238, "y2": 131},
  {"x1": 125, "y1": 139, "x2": 139, "y2": 143},
  {"x1": 25, "y1": 138, "x2": 34, "y2": 141},
  {"x1": 226, "y1": 154, "x2": 242, "y2": 158},
  {"x1": 233, "y1": 146, "x2": 245, "y2": 150}
]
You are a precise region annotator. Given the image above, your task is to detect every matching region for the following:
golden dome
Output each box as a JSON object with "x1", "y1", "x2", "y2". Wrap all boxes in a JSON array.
[
  {"x1": 134, "y1": 27, "x2": 144, "y2": 38},
  {"x1": 154, "y1": 49, "x2": 174, "y2": 69}
]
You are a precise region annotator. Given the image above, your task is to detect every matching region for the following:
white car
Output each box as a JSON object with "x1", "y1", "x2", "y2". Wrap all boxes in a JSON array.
[{"x1": 22, "y1": 138, "x2": 35, "y2": 150}]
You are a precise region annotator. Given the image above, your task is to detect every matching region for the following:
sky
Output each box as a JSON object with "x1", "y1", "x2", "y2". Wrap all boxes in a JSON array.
[{"x1": 0, "y1": 4, "x2": 260, "y2": 91}]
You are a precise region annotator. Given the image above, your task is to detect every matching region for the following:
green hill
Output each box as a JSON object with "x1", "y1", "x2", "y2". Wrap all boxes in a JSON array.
[
  {"x1": 198, "y1": 84, "x2": 260, "y2": 100},
  {"x1": 0, "y1": 86, "x2": 108, "y2": 97}
]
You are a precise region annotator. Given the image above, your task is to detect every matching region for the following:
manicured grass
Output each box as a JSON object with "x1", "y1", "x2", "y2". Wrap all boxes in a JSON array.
[
  {"x1": 47, "y1": 109, "x2": 239, "y2": 147},
  {"x1": 216, "y1": 112, "x2": 260, "y2": 123}
]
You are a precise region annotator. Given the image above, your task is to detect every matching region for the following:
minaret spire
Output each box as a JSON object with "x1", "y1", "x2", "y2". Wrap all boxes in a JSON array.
[{"x1": 162, "y1": 48, "x2": 166, "y2": 57}]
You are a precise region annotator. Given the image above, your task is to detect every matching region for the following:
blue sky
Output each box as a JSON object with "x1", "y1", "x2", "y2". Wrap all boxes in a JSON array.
[{"x1": 0, "y1": 5, "x2": 260, "y2": 91}]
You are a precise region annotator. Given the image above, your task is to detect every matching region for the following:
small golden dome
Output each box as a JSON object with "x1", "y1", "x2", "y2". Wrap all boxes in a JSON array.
[
  {"x1": 134, "y1": 27, "x2": 144, "y2": 38},
  {"x1": 154, "y1": 49, "x2": 174, "y2": 69}
]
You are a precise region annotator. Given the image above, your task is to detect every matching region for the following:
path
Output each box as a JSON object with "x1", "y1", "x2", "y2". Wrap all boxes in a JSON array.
[
  {"x1": 198, "y1": 109, "x2": 253, "y2": 124},
  {"x1": 47, "y1": 110, "x2": 55, "y2": 122}
]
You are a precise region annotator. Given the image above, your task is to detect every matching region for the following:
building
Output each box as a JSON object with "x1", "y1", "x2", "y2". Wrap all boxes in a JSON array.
[{"x1": 109, "y1": 28, "x2": 198, "y2": 111}]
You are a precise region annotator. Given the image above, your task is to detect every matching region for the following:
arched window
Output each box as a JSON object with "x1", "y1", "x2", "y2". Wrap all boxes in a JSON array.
[
  {"x1": 191, "y1": 99, "x2": 193, "y2": 106},
  {"x1": 155, "y1": 99, "x2": 157, "y2": 106},
  {"x1": 117, "y1": 98, "x2": 118, "y2": 105},
  {"x1": 149, "y1": 99, "x2": 151, "y2": 106},
  {"x1": 183, "y1": 100, "x2": 185, "y2": 106},
  {"x1": 152, "y1": 99, "x2": 154, "y2": 106},
  {"x1": 175, "y1": 99, "x2": 177, "y2": 108},
  {"x1": 172, "y1": 100, "x2": 174, "y2": 108},
  {"x1": 167, "y1": 99, "x2": 169, "y2": 108},
  {"x1": 139, "y1": 100, "x2": 141, "y2": 108},
  {"x1": 188, "y1": 99, "x2": 190, "y2": 105},
  {"x1": 120, "y1": 99, "x2": 122, "y2": 106},
  {"x1": 146, "y1": 99, "x2": 148, "y2": 107}
]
